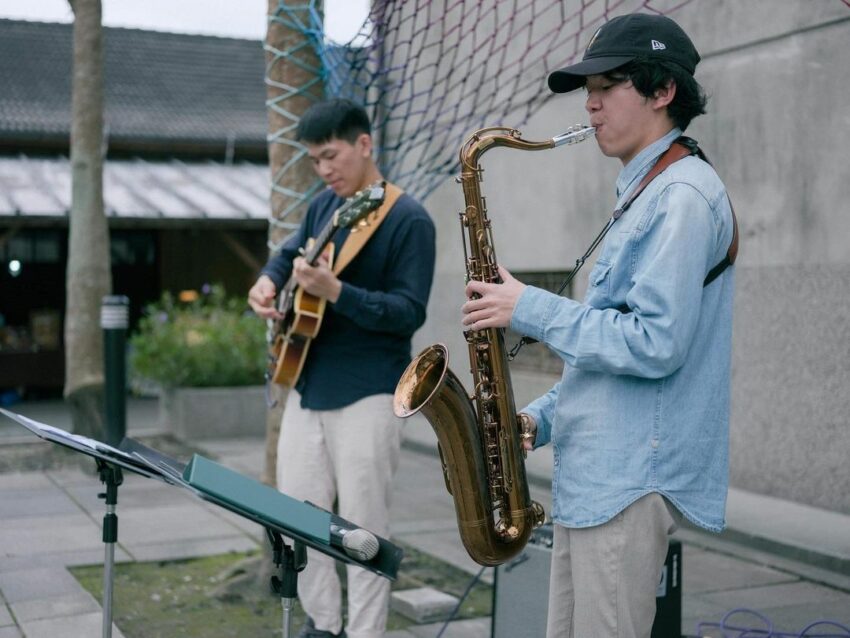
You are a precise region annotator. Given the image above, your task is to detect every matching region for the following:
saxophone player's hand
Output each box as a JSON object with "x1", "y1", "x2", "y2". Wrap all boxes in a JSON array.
[
  {"x1": 518, "y1": 413, "x2": 537, "y2": 452},
  {"x1": 462, "y1": 265, "x2": 526, "y2": 330}
]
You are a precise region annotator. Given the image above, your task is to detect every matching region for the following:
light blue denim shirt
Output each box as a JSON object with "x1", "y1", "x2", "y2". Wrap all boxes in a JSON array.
[{"x1": 511, "y1": 128, "x2": 735, "y2": 532}]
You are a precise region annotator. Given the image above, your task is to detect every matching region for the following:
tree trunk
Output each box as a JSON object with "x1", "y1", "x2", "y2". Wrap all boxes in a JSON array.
[{"x1": 64, "y1": 0, "x2": 111, "y2": 438}]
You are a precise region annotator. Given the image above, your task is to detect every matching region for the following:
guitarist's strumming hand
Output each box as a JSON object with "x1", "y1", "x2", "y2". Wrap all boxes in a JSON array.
[
  {"x1": 293, "y1": 254, "x2": 343, "y2": 304},
  {"x1": 248, "y1": 275, "x2": 283, "y2": 320}
]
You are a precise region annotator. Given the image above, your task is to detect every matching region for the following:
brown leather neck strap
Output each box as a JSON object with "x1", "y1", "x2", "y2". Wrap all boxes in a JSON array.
[
  {"x1": 618, "y1": 137, "x2": 738, "y2": 287},
  {"x1": 616, "y1": 140, "x2": 695, "y2": 219}
]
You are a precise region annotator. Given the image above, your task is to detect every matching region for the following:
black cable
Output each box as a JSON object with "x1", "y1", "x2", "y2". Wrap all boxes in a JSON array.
[
  {"x1": 508, "y1": 215, "x2": 617, "y2": 360},
  {"x1": 435, "y1": 565, "x2": 488, "y2": 638}
]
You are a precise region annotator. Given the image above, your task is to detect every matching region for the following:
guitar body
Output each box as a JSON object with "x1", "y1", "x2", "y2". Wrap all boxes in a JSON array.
[
  {"x1": 271, "y1": 242, "x2": 334, "y2": 387},
  {"x1": 271, "y1": 333, "x2": 309, "y2": 387}
]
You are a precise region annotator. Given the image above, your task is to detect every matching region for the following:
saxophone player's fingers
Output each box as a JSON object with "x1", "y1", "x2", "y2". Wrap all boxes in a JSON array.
[
  {"x1": 464, "y1": 278, "x2": 492, "y2": 299},
  {"x1": 496, "y1": 264, "x2": 515, "y2": 284},
  {"x1": 461, "y1": 295, "x2": 493, "y2": 319},
  {"x1": 460, "y1": 308, "x2": 477, "y2": 326},
  {"x1": 464, "y1": 308, "x2": 506, "y2": 331},
  {"x1": 461, "y1": 305, "x2": 489, "y2": 328},
  {"x1": 461, "y1": 294, "x2": 482, "y2": 312}
]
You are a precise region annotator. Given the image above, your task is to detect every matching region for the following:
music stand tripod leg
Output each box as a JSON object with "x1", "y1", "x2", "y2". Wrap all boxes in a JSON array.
[
  {"x1": 96, "y1": 460, "x2": 123, "y2": 638},
  {"x1": 268, "y1": 529, "x2": 307, "y2": 638}
]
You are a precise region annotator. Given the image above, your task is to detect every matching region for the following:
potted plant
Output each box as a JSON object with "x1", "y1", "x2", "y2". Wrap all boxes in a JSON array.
[{"x1": 130, "y1": 285, "x2": 268, "y2": 440}]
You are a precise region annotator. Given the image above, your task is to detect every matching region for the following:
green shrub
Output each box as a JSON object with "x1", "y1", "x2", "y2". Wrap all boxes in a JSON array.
[{"x1": 130, "y1": 285, "x2": 266, "y2": 388}]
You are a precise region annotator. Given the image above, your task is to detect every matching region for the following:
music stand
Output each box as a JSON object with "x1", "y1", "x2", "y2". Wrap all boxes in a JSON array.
[
  {"x1": 121, "y1": 437, "x2": 403, "y2": 637},
  {"x1": 0, "y1": 408, "x2": 403, "y2": 638}
]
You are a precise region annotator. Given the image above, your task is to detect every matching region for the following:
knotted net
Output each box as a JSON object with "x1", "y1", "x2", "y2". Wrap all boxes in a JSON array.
[{"x1": 265, "y1": 0, "x2": 699, "y2": 245}]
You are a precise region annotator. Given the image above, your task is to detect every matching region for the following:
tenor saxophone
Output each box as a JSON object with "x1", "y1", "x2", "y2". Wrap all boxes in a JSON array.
[{"x1": 393, "y1": 125, "x2": 596, "y2": 566}]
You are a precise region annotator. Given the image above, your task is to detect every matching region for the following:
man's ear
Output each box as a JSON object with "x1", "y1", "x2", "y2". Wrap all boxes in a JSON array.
[
  {"x1": 652, "y1": 80, "x2": 676, "y2": 110},
  {"x1": 356, "y1": 132, "x2": 373, "y2": 157}
]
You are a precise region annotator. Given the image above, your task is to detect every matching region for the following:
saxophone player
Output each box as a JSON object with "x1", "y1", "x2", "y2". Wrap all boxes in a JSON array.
[{"x1": 462, "y1": 14, "x2": 735, "y2": 638}]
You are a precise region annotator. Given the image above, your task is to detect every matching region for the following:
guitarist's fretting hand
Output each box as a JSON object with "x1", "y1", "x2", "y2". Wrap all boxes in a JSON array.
[
  {"x1": 292, "y1": 254, "x2": 342, "y2": 304},
  {"x1": 248, "y1": 275, "x2": 283, "y2": 320}
]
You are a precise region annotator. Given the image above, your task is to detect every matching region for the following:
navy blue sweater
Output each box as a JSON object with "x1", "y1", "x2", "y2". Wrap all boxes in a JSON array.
[{"x1": 262, "y1": 187, "x2": 436, "y2": 410}]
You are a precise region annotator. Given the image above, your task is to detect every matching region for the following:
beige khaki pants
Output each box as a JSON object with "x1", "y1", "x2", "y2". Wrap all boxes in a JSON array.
[
  {"x1": 277, "y1": 392, "x2": 402, "y2": 638},
  {"x1": 546, "y1": 493, "x2": 682, "y2": 638}
]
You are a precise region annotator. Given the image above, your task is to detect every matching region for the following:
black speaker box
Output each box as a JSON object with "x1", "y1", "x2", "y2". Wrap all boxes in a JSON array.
[{"x1": 492, "y1": 524, "x2": 682, "y2": 638}]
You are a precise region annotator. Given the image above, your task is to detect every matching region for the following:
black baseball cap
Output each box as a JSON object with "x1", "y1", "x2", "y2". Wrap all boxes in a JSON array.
[{"x1": 548, "y1": 13, "x2": 700, "y2": 93}]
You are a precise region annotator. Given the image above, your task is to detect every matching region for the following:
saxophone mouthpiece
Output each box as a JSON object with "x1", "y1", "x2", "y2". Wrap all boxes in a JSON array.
[{"x1": 552, "y1": 125, "x2": 596, "y2": 147}]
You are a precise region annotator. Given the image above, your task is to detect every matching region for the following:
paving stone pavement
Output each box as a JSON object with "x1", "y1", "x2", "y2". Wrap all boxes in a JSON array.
[{"x1": 1, "y1": 398, "x2": 849, "y2": 638}]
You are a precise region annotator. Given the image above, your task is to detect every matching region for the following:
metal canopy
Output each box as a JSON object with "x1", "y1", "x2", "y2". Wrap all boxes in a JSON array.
[{"x1": 0, "y1": 155, "x2": 271, "y2": 224}]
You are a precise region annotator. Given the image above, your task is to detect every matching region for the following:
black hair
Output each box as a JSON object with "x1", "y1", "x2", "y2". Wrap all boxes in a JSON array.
[
  {"x1": 604, "y1": 56, "x2": 708, "y2": 131},
  {"x1": 295, "y1": 98, "x2": 372, "y2": 144}
]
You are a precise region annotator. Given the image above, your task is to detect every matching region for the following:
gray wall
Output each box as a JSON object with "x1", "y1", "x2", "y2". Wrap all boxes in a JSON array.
[{"x1": 406, "y1": 1, "x2": 850, "y2": 514}]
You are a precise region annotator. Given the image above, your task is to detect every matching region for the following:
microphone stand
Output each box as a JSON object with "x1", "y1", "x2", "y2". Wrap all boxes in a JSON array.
[
  {"x1": 97, "y1": 459, "x2": 123, "y2": 638},
  {"x1": 268, "y1": 529, "x2": 307, "y2": 638}
]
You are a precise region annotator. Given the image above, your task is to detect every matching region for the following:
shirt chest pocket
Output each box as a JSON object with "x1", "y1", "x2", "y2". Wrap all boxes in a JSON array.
[{"x1": 586, "y1": 259, "x2": 613, "y2": 303}]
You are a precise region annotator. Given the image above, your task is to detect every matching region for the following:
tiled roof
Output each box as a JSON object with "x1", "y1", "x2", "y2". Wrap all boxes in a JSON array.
[{"x1": 0, "y1": 19, "x2": 268, "y2": 151}]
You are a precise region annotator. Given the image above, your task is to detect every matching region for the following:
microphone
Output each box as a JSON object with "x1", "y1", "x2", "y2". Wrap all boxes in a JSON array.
[{"x1": 330, "y1": 524, "x2": 380, "y2": 561}]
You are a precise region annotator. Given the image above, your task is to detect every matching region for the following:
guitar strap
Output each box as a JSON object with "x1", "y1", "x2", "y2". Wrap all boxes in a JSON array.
[{"x1": 333, "y1": 182, "x2": 404, "y2": 275}]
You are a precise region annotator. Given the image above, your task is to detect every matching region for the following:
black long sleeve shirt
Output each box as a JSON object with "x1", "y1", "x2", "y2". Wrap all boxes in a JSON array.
[{"x1": 261, "y1": 187, "x2": 436, "y2": 410}]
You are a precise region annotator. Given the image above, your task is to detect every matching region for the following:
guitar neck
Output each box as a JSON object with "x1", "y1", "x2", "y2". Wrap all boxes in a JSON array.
[
  {"x1": 304, "y1": 213, "x2": 340, "y2": 265},
  {"x1": 303, "y1": 182, "x2": 385, "y2": 265}
]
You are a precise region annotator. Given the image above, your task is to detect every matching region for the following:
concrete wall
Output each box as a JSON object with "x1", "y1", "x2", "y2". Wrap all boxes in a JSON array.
[{"x1": 406, "y1": 2, "x2": 850, "y2": 514}]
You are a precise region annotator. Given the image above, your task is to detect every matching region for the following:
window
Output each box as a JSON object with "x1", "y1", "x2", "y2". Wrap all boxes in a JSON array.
[
  {"x1": 0, "y1": 229, "x2": 63, "y2": 264},
  {"x1": 507, "y1": 270, "x2": 573, "y2": 374},
  {"x1": 110, "y1": 231, "x2": 155, "y2": 266}
]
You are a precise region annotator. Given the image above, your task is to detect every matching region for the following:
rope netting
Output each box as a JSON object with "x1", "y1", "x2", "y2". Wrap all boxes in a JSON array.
[
  {"x1": 262, "y1": 0, "x2": 845, "y2": 247},
  {"x1": 359, "y1": 0, "x2": 702, "y2": 200},
  {"x1": 264, "y1": 0, "x2": 705, "y2": 246}
]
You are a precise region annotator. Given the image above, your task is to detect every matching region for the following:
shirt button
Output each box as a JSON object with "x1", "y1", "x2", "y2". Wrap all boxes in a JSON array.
[{"x1": 651, "y1": 439, "x2": 659, "y2": 449}]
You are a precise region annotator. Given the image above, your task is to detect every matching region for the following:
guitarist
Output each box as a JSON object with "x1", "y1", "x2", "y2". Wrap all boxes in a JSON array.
[{"x1": 247, "y1": 98, "x2": 436, "y2": 638}]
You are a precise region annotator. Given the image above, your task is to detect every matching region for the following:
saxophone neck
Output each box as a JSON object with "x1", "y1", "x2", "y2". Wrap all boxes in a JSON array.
[
  {"x1": 460, "y1": 127, "x2": 550, "y2": 170},
  {"x1": 459, "y1": 125, "x2": 596, "y2": 172}
]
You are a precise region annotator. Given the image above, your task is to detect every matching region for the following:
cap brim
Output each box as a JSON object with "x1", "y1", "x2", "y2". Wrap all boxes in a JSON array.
[{"x1": 547, "y1": 55, "x2": 636, "y2": 93}]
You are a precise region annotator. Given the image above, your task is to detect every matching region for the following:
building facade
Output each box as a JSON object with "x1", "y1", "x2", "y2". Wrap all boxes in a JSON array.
[{"x1": 0, "y1": 20, "x2": 272, "y2": 395}]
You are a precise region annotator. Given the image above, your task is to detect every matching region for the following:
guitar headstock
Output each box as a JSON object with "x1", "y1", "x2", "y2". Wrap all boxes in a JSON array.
[{"x1": 334, "y1": 181, "x2": 386, "y2": 230}]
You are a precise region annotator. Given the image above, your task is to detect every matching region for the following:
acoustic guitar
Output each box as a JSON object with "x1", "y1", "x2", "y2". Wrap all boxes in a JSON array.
[{"x1": 268, "y1": 182, "x2": 386, "y2": 386}]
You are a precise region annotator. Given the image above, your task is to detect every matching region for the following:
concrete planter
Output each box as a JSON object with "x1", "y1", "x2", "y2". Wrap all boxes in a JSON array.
[{"x1": 160, "y1": 385, "x2": 267, "y2": 440}]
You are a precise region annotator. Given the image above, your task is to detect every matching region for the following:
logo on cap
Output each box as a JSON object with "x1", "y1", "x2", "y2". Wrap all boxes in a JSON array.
[
  {"x1": 586, "y1": 26, "x2": 602, "y2": 52},
  {"x1": 651, "y1": 40, "x2": 666, "y2": 51}
]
